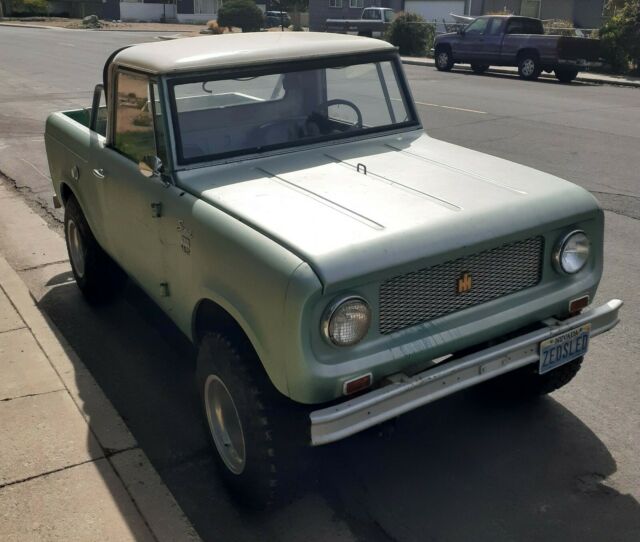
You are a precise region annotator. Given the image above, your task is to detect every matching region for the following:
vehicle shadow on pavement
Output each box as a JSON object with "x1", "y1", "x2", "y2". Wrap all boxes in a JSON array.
[
  {"x1": 450, "y1": 69, "x2": 599, "y2": 87},
  {"x1": 38, "y1": 276, "x2": 640, "y2": 542}
]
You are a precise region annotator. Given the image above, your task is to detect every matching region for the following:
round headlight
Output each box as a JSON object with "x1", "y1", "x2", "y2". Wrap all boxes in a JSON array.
[
  {"x1": 555, "y1": 230, "x2": 590, "y2": 274},
  {"x1": 323, "y1": 297, "x2": 371, "y2": 347}
]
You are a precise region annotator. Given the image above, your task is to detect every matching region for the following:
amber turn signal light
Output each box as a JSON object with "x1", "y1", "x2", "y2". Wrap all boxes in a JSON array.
[
  {"x1": 343, "y1": 373, "x2": 372, "y2": 396},
  {"x1": 569, "y1": 295, "x2": 590, "y2": 315}
]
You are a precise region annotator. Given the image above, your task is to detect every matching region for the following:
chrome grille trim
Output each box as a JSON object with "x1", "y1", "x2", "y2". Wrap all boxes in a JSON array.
[{"x1": 379, "y1": 237, "x2": 544, "y2": 334}]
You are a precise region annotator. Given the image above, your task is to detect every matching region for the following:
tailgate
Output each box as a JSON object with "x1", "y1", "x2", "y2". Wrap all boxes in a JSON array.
[{"x1": 557, "y1": 37, "x2": 601, "y2": 61}]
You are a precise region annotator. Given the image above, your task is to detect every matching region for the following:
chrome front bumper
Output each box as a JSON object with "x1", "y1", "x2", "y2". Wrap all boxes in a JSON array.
[{"x1": 310, "y1": 299, "x2": 623, "y2": 446}]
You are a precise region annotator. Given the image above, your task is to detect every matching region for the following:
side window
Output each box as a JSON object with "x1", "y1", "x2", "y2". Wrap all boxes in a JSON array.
[
  {"x1": 487, "y1": 18, "x2": 504, "y2": 35},
  {"x1": 114, "y1": 71, "x2": 157, "y2": 165},
  {"x1": 506, "y1": 19, "x2": 524, "y2": 34},
  {"x1": 465, "y1": 18, "x2": 489, "y2": 35}
]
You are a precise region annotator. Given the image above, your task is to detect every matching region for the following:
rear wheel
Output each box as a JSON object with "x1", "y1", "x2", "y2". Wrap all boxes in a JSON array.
[
  {"x1": 517, "y1": 53, "x2": 541, "y2": 80},
  {"x1": 435, "y1": 47, "x2": 454, "y2": 71},
  {"x1": 196, "y1": 332, "x2": 306, "y2": 509},
  {"x1": 64, "y1": 195, "x2": 125, "y2": 304},
  {"x1": 555, "y1": 68, "x2": 579, "y2": 83},
  {"x1": 471, "y1": 63, "x2": 489, "y2": 74}
]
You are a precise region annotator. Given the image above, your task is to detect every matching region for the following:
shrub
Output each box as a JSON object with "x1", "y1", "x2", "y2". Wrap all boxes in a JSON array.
[
  {"x1": 6, "y1": 0, "x2": 48, "y2": 16},
  {"x1": 384, "y1": 12, "x2": 435, "y2": 57},
  {"x1": 599, "y1": 0, "x2": 640, "y2": 73},
  {"x1": 217, "y1": 0, "x2": 264, "y2": 32}
]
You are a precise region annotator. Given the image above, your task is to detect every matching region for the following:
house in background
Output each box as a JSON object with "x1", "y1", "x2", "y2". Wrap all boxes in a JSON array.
[
  {"x1": 47, "y1": 0, "x2": 226, "y2": 22},
  {"x1": 469, "y1": 0, "x2": 606, "y2": 28},
  {"x1": 309, "y1": 0, "x2": 606, "y2": 31}
]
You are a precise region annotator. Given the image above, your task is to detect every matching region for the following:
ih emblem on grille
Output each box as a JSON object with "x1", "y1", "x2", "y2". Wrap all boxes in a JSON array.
[{"x1": 457, "y1": 272, "x2": 473, "y2": 294}]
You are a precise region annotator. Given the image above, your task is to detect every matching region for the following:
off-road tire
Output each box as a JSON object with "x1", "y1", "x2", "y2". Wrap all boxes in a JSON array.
[
  {"x1": 517, "y1": 53, "x2": 541, "y2": 80},
  {"x1": 555, "y1": 68, "x2": 579, "y2": 83},
  {"x1": 435, "y1": 47, "x2": 454, "y2": 72},
  {"x1": 196, "y1": 332, "x2": 305, "y2": 509},
  {"x1": 64, "y1": 195, "x2": 125, "y2": 304},
  {"x1": 485, "y1": 357, "x2": 584, "y2": 400},
  {"x1": 471, "y1": 63, "x2": 489, "y2": 74}
]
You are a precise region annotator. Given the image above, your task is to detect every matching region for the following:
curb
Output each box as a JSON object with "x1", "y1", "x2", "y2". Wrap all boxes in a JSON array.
[
  {"x1": 0, "y1": 22, "x2": 195, "y2": 32},
  {"x1": 0, "y1": 22, "x2": 65, "y2": 30},
  {"x1": 0, "y1": 250, "x2": 201, "y2": 542},
  {"x1": 401, "y1": 58, "x2": 640, "y2": 88}
]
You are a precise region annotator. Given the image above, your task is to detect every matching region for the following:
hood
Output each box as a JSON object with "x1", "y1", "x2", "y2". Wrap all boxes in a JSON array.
[{"x1": 177, "y1": 131, "x2": 600, "y2": 288}]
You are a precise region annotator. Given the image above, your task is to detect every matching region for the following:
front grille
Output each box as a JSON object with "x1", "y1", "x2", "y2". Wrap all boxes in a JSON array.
[{"x1": 379, "y1": 236, "x2": 544, "y2": 334}]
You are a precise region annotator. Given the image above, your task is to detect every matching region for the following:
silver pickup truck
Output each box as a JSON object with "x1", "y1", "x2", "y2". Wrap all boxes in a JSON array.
[
  {"x1": 325, "y1": 7, "x2": 395, "y2": 38},
  {"x1": 45, "y1": 32, "x2": 621, "y2": 509},
  {"x1": 434, "y1": 15, "x2": 601, "y2": 82}
]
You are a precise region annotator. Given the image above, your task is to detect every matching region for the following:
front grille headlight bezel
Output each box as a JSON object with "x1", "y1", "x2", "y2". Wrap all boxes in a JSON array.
[
  {"x1": 321, "y1": 296, "x2": 372, "y2": 347},
  {"x1": 553, "y1": 230, "x2": 590, "y2": 275}
]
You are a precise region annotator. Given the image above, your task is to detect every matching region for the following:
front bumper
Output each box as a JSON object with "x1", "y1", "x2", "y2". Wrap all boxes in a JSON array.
[{"x1": 310, "y1": 299, "x2": 622, "y2": 446}]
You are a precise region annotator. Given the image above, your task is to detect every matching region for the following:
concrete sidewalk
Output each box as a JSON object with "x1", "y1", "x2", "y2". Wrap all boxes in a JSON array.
[
  {"x1": 402, "y1": 56, "x2": 640, "y2": 88},
  {"x1": 0, "y1": 184, "x2": 200, "y2": 540}
]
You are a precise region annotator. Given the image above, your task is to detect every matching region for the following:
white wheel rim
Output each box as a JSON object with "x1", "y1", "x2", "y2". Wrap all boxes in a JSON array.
[
  {"x1": 437, "y1": 52, "x2": 449, "y2": 67},
  {"x1": 204, "y1": 375, "x2": 246, "y2": 475},
  {"x1": 66, "y1": 218, "x2": 86, "y2": 278},
  {"x1": 522, "y1": 59, "x2": 535, "y2": 77}
]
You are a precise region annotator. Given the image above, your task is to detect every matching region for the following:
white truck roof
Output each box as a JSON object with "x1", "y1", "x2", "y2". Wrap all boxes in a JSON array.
[{"x1": 113, "y1": 32, "x2": 395, "y2": 75}]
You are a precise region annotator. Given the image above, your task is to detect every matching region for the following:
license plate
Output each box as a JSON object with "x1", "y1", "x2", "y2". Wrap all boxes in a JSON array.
[{"x1": 539, "y1": 323, "x2": 591, "y2": 375}]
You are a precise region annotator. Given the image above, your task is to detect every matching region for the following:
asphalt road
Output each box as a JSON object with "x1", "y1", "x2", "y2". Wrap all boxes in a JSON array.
[{"x1": 1, "y1": 25, "x2": 639, "y2": 542}]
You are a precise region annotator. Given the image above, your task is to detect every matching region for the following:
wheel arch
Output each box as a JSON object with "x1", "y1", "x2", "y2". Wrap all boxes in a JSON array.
[
  {"x1": 435, "y1": 42, "x2": 452, "y2": 53},
  {"x1": 191, "y1": 297, "x2": 289, "y2": 396},
  {"x1": 517, "y1": 47, "x2": 540, "y2": 61},
  {"x1": 59, "y1": 181, "x2": 74, "y2": 204}
]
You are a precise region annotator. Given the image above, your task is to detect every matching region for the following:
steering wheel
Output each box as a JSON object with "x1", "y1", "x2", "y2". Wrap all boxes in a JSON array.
[{"x1": 313, "y1": 98, "x2": 363, "y2": 129}]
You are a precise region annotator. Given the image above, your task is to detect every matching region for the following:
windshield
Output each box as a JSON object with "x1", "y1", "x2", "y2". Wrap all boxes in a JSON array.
[{"x1": 169, "y1": 56, "x2": 416, "y2": 164}]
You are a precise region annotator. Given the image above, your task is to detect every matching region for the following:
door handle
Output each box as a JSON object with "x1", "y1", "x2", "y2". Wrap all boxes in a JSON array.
[{"x1": 92, "y1": 168, "x2": 105, "y2": 180}]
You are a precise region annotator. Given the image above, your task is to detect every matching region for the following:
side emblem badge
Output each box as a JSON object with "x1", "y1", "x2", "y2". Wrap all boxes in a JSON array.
[{"x1": 457, "y1": 272, "x2": 472, "y2": 294}]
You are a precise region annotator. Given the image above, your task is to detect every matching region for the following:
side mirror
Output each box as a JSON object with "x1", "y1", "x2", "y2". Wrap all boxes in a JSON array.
[
  {"x1": 457, "y1": 27, "x2": 465, "y2": 35},
  {"x1": 139, "y1": 155, "x2": 163, "y2": 178}
]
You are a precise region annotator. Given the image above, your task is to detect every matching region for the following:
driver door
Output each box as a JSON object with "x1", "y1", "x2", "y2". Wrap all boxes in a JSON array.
[
  {"x1": 456, "y1": 18, "x2": 491, "y2": 62},
  {"x1": 93, "y1": 69, "x2": 168, "y2": 300}
]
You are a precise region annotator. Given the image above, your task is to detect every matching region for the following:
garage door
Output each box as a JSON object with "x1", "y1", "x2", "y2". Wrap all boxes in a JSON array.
[{"x1": 404, "y1": 1, "x2": 466, "y2": 22}]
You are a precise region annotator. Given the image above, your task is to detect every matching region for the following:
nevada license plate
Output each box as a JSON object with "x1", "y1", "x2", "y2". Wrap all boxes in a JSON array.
[{"x1": 539, "y1": 323, "x2": 591, "y2": 375}]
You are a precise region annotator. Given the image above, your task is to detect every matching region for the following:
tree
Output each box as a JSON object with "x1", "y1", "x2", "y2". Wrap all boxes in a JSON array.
[
  {"x1": 384, "y1": 12, "x2": 435, "y2": 57},
  {"x1": 217, "y1": 0, "x2": 264, "y2": 32},
  {"x1": 600, "y1": 0, "x2": 640, "y2": 74}
]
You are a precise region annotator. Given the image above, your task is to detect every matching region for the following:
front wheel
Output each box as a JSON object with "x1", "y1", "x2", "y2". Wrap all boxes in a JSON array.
[
  {"x1": 196, "y1": 333, "x2": 305, "y2": 509},
  {"x1": 517, "y1": 53, "x2": 541, "y2": 80},
  {"x1": 555, "y1": 68, "x2": 579, "y2": 83},
  {"x1": 483, "y1": 357, "x2": 584, "y2": 400},
  {"x1": 435, "y1": 47, "x2": 454, "y2": 71},
  {"x1": 64, "y1": 195, "x2": 125, "y2": 304},
  {"x1": 471, "y1": 63, "x2": 489, "y2": 74}
]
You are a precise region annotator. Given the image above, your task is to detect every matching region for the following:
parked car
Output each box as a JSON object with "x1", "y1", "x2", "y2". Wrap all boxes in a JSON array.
[
  {"x1": 264, "y1": 10, "x2": 291, "y2": 28},
  {"x1": 434, "y1": 15, "x2": 602, "y2": 82},
  {"x1": 45, "y1": 32, "x2": 621, "y2": 508},
  {"x1": 325, "y1": 7, "x2": 395, "y2": 37}
]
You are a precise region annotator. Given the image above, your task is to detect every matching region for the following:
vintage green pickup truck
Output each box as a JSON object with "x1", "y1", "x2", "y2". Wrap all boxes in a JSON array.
[{"x1": 45, "y1": 32, "x2": 621, "y2": 508}]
